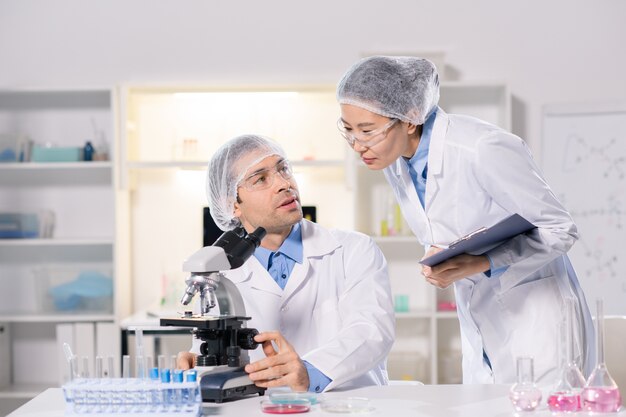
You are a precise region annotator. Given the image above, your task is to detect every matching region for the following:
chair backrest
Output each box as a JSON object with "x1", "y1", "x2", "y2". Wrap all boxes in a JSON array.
[{"x1": 604, "y1": 316, "x2": 626, "y2": 402}]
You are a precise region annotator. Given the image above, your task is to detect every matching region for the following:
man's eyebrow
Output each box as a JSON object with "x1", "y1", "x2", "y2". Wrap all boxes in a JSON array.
[{"x1": 245, "y1": 158, "x2": 285, "y2": 177}]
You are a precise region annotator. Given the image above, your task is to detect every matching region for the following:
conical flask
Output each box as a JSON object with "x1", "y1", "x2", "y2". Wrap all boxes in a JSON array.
[
  {"x1": 510, "y1": 356, "x2": 542, "y2": 412},
  {"x1": 547, "y1": 298, "x2": 585, "y2": 413},
  {"x1": 581, "y1": 299, "x2": 622, "y2": 413}
]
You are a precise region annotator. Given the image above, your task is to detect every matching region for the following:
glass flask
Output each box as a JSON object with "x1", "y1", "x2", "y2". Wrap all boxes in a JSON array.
[
  {"x1": 581, "y1": 299, "x2": 622, "y2": 413},
  {"x1": 510, "y1": 357, "x2": 543, "y2": 412},
  {"x1": 547, "y1": 298, "x2": 585, "y2": 413}
]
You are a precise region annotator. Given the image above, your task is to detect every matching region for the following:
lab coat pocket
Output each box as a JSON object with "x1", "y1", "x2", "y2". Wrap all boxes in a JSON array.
[
  {"x1": 498, "y1": 275, "x2": 561, "y2": 379},
  {"x1": 313, "y1": 299, "x2": 340, "y2": 345}
]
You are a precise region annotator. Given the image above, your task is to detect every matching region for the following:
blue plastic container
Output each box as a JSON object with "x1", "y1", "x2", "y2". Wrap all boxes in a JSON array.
[{"x1": 0, "y1": 213, "x2": 39, "y2": 238}]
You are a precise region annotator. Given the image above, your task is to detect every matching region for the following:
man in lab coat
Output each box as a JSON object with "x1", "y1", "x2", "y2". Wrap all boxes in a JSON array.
[{"x1": 178, "y1": 134, "x2": 395, "y2": 392}]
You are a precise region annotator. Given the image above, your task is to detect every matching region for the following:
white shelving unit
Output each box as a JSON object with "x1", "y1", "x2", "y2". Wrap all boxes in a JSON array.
[
  {"x1": 116, "y1": 83, "x2": 509, "y2": 385},
  {"x1": 0, "y1": 89, "x2": 123, "y2": 414}
]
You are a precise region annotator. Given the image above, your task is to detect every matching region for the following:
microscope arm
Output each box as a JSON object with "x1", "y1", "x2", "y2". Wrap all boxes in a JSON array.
[{"x1": 214, "y1": 277, "x2": 247, "y2": 316}]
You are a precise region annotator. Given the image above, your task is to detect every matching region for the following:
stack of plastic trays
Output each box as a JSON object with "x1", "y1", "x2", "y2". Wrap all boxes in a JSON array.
[{"x1": 62, "y1": 369, "x2": 201, "y2": 415}]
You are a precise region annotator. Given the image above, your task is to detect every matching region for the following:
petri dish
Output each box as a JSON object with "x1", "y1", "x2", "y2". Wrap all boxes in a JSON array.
[
  {"x1": 320, "y1": 397, "x2": 375, "y2": 414},
  {"x1": 261, "y1": 399, "x2": 311, "y2": 414},
  {"x1": 270, "y1": 391, "x2": 323, "y2": 405}
]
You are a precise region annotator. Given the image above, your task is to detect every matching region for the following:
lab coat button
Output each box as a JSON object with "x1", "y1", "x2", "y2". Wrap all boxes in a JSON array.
[{"x1": 281, "y1": 306, "x2": 289, "y2": 312}]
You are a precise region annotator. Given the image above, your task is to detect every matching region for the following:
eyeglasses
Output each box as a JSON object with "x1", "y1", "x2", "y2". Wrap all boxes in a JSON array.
[
  {"x1": 239, "y1": 160, "x2": 294, "y2": 191},
  {"x1": 337, "y1": 118, "x2": 398, "y2": 147}
]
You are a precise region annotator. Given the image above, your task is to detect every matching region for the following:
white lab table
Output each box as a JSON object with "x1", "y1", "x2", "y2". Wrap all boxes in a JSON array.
[{"x1": 10, "y1": 383, "x2": 626, "y2": 417}]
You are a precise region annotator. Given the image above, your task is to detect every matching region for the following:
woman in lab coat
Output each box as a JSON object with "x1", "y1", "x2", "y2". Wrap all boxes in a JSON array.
[{"x1": 336, "y1": 56, "x2": 594, "y2": 384}]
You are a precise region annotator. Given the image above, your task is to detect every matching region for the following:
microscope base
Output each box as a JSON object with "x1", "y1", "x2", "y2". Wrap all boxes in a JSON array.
[{"x1": 199, "y1": 367, "x2": 266, "y2": 403}]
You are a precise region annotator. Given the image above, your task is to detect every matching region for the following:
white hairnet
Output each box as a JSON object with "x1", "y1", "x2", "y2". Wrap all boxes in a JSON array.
[
  {"x1": 336, "y1": 56, "x2": 440, "y2": 126},
  {"x1": 207, "y1": 134, "x2": 287, "y2": 231}
]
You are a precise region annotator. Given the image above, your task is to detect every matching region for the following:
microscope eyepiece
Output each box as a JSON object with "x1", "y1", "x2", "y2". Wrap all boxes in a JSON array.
[
  {"x1": 212, "y1": 226, "x2": 266, "y2": 269},
  {"x1": 246, "y1": 227, "x2": 267, "y2": 247}
]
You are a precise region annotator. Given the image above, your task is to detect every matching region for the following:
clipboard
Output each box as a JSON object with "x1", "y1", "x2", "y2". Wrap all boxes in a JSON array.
[{"x1": 419, "y1": 214, "x2": 536, "y2": 267}]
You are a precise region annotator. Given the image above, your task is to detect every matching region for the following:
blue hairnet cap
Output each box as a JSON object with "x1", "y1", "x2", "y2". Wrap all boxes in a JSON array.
[{"x1": 337, "y1": 56, "x2": 440, "y2": 126}]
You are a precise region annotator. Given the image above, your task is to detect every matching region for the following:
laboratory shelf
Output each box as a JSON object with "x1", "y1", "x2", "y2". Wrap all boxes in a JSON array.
[
  {"x1": 395, "y1": 310, "x2": 432, "y2": 319},
  {"x1": 0, "y1": 162, "x2": 112, "y2": 170},
  {"x1": 435, "y1": 311, "x2": 459, "y2": 319},
  {"x1": 0, "y1": 162, "x2": 112, "y2": 185},
  {"x1": 0, "y1": 238, "x2": 114, "y2": 247},
  {"x1": 0, "y1": 314, "x2": 115, "y2": 323},
  {"x1": 125, "y1": 159, "x2": 344, "y2": 170},
  {"x1": 0, "y1": 383, "x2": 51, "y2": 399}
]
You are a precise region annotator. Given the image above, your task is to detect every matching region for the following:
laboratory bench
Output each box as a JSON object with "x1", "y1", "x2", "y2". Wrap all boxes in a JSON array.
[{"x1": 10, "y1": 383, "x2": 625, "y2": 417}]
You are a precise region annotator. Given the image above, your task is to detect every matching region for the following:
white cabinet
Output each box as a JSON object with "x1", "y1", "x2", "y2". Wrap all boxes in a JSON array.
[
  {"x1": 0, "y1": 89, "x2": 123, "y2": 411},
  {"x1": 118, "y1": 83, "x2": 510, "y2": 385}
]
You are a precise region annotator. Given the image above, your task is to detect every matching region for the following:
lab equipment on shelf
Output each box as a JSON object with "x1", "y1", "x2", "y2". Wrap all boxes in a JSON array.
[
  {"x1": 581, "y1": 299, "x2": 623, "y2": 413},
  {"x1": 509, "y1": 357, "x2": 542, "y2": 412},
  {"x1": 0, "y1": 210, "x2": 55, "y2": 239}
]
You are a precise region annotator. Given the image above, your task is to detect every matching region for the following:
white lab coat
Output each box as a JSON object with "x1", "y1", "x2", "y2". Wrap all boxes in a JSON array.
[
  {"x1": 383, "y1": 107, "x2": 594, "y2": 384},
  {"x1": 193, "y1": 219, "x2": 395, "y2": 391}
]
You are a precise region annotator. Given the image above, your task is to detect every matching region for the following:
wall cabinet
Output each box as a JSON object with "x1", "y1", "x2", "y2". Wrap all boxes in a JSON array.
[
  {"x1": 0, "y1": 89, "x2": 124, "y2": 413},
  {"x1": 118, "y1": 83, "x2": 510, "y2": 385}
]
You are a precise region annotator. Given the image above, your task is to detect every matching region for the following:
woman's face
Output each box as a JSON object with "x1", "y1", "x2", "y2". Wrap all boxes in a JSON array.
[{"x1": 339, "y1": 104, "x2": 419, "y2": 170}]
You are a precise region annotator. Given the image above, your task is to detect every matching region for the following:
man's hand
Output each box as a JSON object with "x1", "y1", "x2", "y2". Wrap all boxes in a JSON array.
[
  {"x1": 176, "y1": 351, "x2": 196, "y2": 370},
  {"x1": 421, "y1": 247, "x2": 490, "y2": 289},
  {"x1": 244, "y1": 331, "x2": 309, "y2": 392}
]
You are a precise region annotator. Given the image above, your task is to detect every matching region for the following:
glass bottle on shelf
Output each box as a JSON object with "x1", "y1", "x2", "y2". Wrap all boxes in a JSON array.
[
  {"x1": 547, "y1": 298, "x2": 585, "y2": 413},
  {"x1": 510, "y1": 356, "x2": 542, "y2": 412},
  {"x1": 581, "y1": 299, "x2": 622, "y2": 413}
]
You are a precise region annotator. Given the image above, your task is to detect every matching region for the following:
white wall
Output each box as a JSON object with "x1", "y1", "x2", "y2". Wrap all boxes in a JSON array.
[
  {"x1": 1, "y1": 0, "x2": 625, "y2": 154},
  {"x1": 2, "y1": 0, "x2": 626, "y2": 312}
]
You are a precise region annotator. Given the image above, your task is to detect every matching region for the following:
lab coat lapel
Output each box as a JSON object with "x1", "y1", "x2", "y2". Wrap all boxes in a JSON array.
[
  {"x1": 281, "y1": 220, "x2": 338, "y2": 302},
  {"x1": 240, "y1": 256, "x2": 283, "y2": 297},
  {"x1": 423, "y1": 108, "x2": 449, "y2": 209},
  {"x1": 387, "y1": 160, "x2": 433, "y2": 243}
]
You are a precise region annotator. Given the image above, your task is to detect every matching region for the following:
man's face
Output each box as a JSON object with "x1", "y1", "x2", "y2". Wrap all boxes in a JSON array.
[{"x1": 233, "y1": 154, "x2": 303, "y2": 234}]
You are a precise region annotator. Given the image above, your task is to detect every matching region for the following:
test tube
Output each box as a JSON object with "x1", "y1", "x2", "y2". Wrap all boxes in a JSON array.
[
  {"x1": 135, "y1": 328, "x2": 145, "y2": 378},
  {"x1": 122, "y1": 355, "x2": 130, "y2": 379},
  {"x1": 69, "y1": 355, "x2": 79, "y2": 381},
  {"x1": 107, "y1": 356, "x2": 115, "y2": 378},
  {"x1": 81, "y1": 356, "x2": 90, "y2": 378},
  {"x1": 95, "y1": 356, "x2": 104, "y2": 378},
  {"x1": 158, "y1": 355, "x2": 166, "y2": 377},
  {"x1": 136, "y1": 355, "x2": 145, "y2": 379}
]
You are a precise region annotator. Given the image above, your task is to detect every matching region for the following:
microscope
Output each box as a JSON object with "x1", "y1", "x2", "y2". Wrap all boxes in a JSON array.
[{"x1": 160, "y1": 225, "x2": 267, "y2": 403}]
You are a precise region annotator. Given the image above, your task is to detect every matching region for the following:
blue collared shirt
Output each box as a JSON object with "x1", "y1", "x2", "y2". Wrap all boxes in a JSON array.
[
  {"x1": 405, "y1": 109, "x2": 437, "y2": 209},
  {"x1": 253, "y1": 222, "x2": 331, "y2": 392},
  {"x1": 404, "y1": 108, "x2": 507, "y2": 278}
]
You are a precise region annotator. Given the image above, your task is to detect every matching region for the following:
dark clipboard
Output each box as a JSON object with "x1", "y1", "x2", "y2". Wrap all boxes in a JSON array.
[{"x1": 419, "y1": 214, "x2": 536, "y2": 267}]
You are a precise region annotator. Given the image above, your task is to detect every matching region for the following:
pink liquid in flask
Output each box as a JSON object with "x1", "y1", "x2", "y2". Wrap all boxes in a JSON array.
[
  {"x1": 581, "y1": 386, "x2": 622, "y2": 413},
  {"x1": 547, "y1": 392, "x2": 581, "y2": 413}
]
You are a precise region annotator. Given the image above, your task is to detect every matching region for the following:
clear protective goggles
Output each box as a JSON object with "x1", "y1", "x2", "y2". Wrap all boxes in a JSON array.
[
  {"x1": 238, "y1": 159, "x2": 294, "y2": 192},
  {"x1": 337, "y1": 117, "x2": 398, "y2": 147}
]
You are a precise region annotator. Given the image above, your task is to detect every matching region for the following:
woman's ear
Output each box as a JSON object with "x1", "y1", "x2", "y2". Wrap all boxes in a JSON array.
[{"x1": 407, "y1": 123, "x2": 418, "y2": 135}]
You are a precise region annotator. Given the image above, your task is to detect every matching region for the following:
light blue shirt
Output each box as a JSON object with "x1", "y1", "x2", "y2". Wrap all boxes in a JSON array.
[
  {"x1": 403, "y1": 108, "x2": 507, "y2": 278},
  {"x1": 404, "y1": 108, "x2": 437, "y2": 209},
  {"x1": 253, "y1": 222, "x2": 331, "y2": 392}
]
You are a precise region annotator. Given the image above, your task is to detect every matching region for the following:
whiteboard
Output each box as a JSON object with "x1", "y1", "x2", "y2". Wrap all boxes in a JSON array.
[{"x1": 542, "y1": 102, "x2": 626, "y2": 315}]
